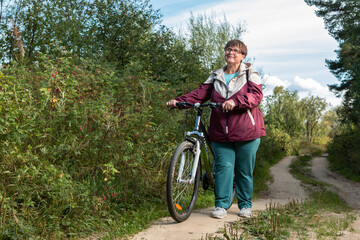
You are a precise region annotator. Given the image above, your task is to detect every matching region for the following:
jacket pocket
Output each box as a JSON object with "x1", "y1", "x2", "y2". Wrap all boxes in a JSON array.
[{"x1": 247, "y1": 109, "x2": 255, "y2": 126}]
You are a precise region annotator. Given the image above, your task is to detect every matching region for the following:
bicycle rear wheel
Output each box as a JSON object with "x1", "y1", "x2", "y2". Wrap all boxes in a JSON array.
[{"x1": 166, "y1": 141, "x2": 200, "y2": 222}]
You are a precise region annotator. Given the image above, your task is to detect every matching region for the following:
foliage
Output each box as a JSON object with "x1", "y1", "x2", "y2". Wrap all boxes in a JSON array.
[
  {"x1": 0, "y1": 0, "x2": 208, "y2": 87},
  {"x1": 300, "y1": 96, "x2": 327, "y2": 142},
  {"x1": 305, "y1": 0, "x2": 360, "y2": 126},
  {"x1": 264, "y1": 86, "x2": 305, "y2": 155},
  {"x1": 327, "y1": 127, "x2": 360, "y2": 181},
  {"x1": 0, "y1": 54, "x2": 186, "y2": 238},
  {"x1": 317, "y1": 108, "x2": 339, "y2": 139},
  {"x1": 304, "y1": 0, "x2": 360, "y2": 179},
  {"x1": 186, "y1": 12, "x2": 246, "y2": 72},
  {"x1": 265, "y1": 86, "x2": 305, "y2": 139},
  {"x1": 264, "y1": 87, "x2": 331, "y2": 149},
  {"x1": 134, "y1": 26, "x2": 209, "y2": 87},
  {"x1": 0, "y1": 0, "x2": 161, "y2": 66}
]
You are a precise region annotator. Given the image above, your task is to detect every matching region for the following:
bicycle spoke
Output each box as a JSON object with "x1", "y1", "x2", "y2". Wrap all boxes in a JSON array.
[
  {"x1": 172, "y1": 149, "x2": 196, "y2": 214},
  {"x1": 173, "y1": 181, "x2": 191, "y2": 204}
]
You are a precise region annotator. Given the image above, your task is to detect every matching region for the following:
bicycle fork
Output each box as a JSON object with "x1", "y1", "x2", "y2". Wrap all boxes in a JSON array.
[{"x1": 177, "y1": 140, "x2": 201, "y2": 184}]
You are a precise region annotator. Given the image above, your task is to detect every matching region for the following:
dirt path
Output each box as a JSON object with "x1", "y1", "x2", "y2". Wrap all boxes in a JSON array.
[
  {"x1": 311, "y1": 156, "x2": 360, "y2": 210},
  {"x1": 311, "y1": 156, "x2": 360, "y2": 240},
  {"x1": 129, "y1": 155, "x2": 360, "y2": 240},
  {"x1": 130, "y1": 156, "x2": 307, "y2": 240}
]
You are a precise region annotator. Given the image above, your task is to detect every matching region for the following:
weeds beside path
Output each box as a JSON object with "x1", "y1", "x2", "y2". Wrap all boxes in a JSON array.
[
  {"x1": 129, "y1": 156, "x2": 308, "y2": 240},
  {"x1": 311, "y1": 156, "x2": 360, "y2": 240},
  {"x1": 311, "y1": 155, "x2": 360, "y2": 210},
  {"x1": 206, "y1": 154, "x2": 360, "y2": 240}
]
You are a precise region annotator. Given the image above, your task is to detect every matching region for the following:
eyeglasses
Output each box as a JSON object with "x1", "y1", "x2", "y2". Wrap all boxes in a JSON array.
[{"x1": 225, "y1": 48, "x2": 242, "y2": 55}]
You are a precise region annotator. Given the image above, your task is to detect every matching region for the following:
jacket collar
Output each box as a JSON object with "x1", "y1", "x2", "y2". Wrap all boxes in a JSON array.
[{"x1": 212, "y1": 62, "x2": 252, "y2": 83}]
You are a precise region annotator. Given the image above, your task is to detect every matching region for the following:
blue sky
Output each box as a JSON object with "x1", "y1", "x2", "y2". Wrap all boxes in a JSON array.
[{"x1": 150, "y1": 0, "x2": 341, "y2": 107}]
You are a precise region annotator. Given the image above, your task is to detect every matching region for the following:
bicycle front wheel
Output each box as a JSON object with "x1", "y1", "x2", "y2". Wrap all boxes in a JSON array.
[{"x1": 166, "y1": 141, "x2": 200, "y2": 222}]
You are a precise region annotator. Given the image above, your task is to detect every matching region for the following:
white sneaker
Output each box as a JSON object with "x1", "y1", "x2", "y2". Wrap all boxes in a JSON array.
[
  {"x1": 211, "y1": 207, "x2": 227, "y2": 219},
  {"x1": 239, "y1": 207, "x2": 251, "y2": 218}
]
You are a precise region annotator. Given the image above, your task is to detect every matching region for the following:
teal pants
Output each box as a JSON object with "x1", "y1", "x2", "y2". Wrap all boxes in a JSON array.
[{"x1": 212, "y1": 138, "x2": 260, "y2": 209}]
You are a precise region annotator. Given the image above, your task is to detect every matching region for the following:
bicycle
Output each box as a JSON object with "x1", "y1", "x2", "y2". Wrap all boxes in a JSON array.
[{"x1": 166, "y1": 102, "x2": 235, "y2": 222}]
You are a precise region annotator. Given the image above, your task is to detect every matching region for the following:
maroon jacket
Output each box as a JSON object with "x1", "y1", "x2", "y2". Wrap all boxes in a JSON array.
[{"x1": 176, "y1": 63, "x2": 266, "y2": 142}]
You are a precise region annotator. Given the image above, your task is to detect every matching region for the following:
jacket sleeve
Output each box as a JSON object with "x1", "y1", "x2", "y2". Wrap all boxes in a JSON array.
[
  {"x1": 175, "y1": 83, "x2": 213, "y2": 104},
  {"x1": 233, "y1": 71, "x2": 263, "y2": 109}
]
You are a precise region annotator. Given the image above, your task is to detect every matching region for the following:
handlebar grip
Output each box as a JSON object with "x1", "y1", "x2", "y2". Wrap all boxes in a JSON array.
[
  {"x1": 176, "y1": 102, "x2": 189, "y2": 108},
  {"x1": 209, "y1": 102, "x2": 223, "y2": 109},
  {"x1": 215, "y1": 103, "x2": 222, "y2": 108}
]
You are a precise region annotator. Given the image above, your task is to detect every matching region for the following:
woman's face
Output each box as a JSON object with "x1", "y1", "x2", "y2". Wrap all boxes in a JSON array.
[{"x1": 224, "y1": 46, "x2": 245, "y2": 65}]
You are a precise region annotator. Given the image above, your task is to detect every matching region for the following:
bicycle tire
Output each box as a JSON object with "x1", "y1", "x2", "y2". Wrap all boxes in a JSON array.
[{"x1": 166, "y1": 141, "x2": 201, "y2": 222}]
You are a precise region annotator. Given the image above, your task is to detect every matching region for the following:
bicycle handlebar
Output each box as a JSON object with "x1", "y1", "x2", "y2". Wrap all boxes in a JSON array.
[{"x1": 175, "y1": 102, "x2": 223, "y2": 109}]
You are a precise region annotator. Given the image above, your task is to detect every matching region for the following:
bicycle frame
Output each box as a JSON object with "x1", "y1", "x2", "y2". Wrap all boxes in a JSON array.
[{"x1": 177, "y1": 104, "x2": 214, "y2": 186}]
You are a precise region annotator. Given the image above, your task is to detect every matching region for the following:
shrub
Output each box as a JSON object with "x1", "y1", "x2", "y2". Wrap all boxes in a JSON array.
[
  {"x1": 0, "y1": 55, "x2": 184, "y2": 238},
  {"x1": 327, "y1": 127, "x2": 360, "y2": 180}
]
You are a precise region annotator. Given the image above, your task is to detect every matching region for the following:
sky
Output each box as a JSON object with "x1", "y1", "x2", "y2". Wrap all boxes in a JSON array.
[{"x1": 150, "y1": 0, "x2": 342, "y2": 108}]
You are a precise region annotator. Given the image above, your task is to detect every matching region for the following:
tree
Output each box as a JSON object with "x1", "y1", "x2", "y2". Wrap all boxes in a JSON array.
[
  {"x1": 265, "y1": 86, "x2": 305, "y2": 138},
  {"x1": 0, "y1": 0, "x2": 162, "y2": 66},
  {"x1": 318, "y1": 108, "x2": 342, "y2": 138},
  {"x1": 304, "y1": 0, "x2": 360, "y2": 125},
  {"x1": 186, "y1": 12, "x2": 246, "y2": 72},
  {"x1": 300, "y1": 96, "x2": 327, "y2": 142},
  {"x1": 305, "y1": 0, "x2": 360, "y2": 181},
  {"x1": 0, "y1": 0, "x2": 91, "y2": 62}
]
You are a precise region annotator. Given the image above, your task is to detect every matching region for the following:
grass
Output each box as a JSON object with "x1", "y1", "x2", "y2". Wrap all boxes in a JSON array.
[
  {"x1": 299, "y1": 141, "x2": 326, "y2": 157},
  {"x1": 253, "y1": 152, "x2": 287, "y2": 197},
  {"x1": 86, "y1": 203, "x2": 169, "y2": 239},
  {"x1": 204, "y1": 198, "x2": 354, "y2": 240},
  {"x1": 328, "y1": 161, "x2": 360, "y2": 182},
  {"x1": 202, "y1": 152, "x2": 356, "y2": 240},
  {"x1": 289, "y1": 155, "x2": 328, "y2": 187}
]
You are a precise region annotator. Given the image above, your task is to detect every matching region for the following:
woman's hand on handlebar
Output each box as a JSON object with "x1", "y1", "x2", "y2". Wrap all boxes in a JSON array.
[
  {"x1": 222, "y1": 100, "x2": 235, "y2": 111},
  {"x1": 166, "y1": 99, "x2": 179, "y2": 107}
]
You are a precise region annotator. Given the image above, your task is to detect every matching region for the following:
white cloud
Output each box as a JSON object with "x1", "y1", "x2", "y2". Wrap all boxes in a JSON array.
[
  {"x1": 263, "y1": 74, "x2": 291, "y2": 88},
  {"x1": 293, "y1": 76, "x2": 326, "y2": 93},
  {"x1": 262, "y1": 74, "x2": 341, "y2": 107},
  {"x1": 262, "y1": 74, "x2": 291, "y2": 96},
  {"x1": 293, "y1": 76, "x2": 341, "y2": 107}
]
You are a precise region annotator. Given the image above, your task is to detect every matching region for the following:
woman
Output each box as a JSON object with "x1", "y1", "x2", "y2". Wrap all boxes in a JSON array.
[{"x1": 166, "y1": 39, "x2": 266, "y2": 219}]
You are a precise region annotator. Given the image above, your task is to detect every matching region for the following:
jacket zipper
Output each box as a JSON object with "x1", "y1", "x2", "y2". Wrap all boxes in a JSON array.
[{"x1": 225, "y1": 84, "x2": 230, "y2": 141}]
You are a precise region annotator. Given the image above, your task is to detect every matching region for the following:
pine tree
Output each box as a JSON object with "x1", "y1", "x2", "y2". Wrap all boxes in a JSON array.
[{"x1": 305, "y1": 0, "x2": 360, "y2": 125}]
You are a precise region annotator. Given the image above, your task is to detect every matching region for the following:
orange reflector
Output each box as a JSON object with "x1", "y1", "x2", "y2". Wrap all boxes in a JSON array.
[{"x1": 175, "y1": 203, "x2": 182, "y2": 210}]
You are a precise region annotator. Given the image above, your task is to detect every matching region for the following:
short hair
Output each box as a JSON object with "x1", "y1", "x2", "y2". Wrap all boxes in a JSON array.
[{"x1": 224, "y1": 39, "x2": 247, "y2": 57}]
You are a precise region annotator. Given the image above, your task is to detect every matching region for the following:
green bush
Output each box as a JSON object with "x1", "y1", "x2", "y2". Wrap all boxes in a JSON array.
[
  {"x1": 260, "y1": 125, "x2": 299, "y2": 156},
  {"x1": 0, "y1": 54, "x2": 186, "y2": 238},
  {"x1": 327, "y1": 127, "x2": 360, "y2": 181}
]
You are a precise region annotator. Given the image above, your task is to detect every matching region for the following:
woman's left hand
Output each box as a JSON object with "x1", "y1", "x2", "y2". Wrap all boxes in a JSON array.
[{"x1": 222, "y1": 100, "x2": 236, "y2": 111}]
